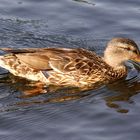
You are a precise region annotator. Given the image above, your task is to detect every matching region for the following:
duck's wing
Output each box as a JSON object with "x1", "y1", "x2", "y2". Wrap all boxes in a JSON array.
[
  {"x1": 0, "y1": 48, "x2": 51, "y2": 70},
  {"x1": 1, "y1": 47, "x2": 101, "y2": 74}
]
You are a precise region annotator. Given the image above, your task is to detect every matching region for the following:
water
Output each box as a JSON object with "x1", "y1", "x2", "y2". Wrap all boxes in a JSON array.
[{"x1": 0, "y1": 0, "x2": 140, "y2": 140}]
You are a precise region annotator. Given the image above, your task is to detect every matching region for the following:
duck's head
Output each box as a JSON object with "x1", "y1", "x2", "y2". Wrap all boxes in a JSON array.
[{"x1": 104, "y1": 38, "x2": 140, "y2": 69}]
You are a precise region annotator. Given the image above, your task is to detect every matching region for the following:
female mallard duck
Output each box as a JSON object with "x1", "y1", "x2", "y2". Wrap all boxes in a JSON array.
[{"x1": 0, "y1": 37, "x2": 140, "y2": 89}]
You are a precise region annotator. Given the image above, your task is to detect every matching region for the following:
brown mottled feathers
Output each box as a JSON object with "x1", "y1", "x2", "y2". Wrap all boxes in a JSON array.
[
  {"x1": 1, "y1": 37, "x2": 139, "y2": 88},
  {"x1": 2, "y1": 47, "x2": 106, "y2": 75}
]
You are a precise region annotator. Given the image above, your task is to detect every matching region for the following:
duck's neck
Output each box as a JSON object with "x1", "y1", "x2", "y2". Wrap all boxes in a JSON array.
[
  {"x1": 104, "y1": 56, "x2": 125, "y2": 69},
  {"x1": 103, "y1": 56, "x2": 127, "y2": 79}
]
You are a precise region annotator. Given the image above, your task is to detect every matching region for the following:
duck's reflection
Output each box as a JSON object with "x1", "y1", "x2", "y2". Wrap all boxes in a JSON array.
[
  {"x1": 105, "y1": 78, "x2": 140, "y2": 113},
  {"x1": 0, "y1": 71, "x2": 140, "y2": 113}
]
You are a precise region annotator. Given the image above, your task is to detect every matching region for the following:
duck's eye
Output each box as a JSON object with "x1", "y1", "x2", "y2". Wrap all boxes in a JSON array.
[
  {"x1": 126, "y1": 48, "x2": 138, "y2": 54},
  {"x1": 119, "y1": 46, "x2": 138, "y2": 54},
  {"x1": 125, "y1": 47, "x2": 137, "y2": 54},
  {"x1": 119, "y1": 46, "x2": 130, "y2": 51},
  {"x1": 127, "y1": 47, "x2": 131, "y2": 51}
]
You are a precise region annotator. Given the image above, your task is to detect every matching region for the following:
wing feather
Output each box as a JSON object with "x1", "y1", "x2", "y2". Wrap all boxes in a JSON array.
[{"x1": 1, "y1": 47, "x2": 102, "y2": 75}]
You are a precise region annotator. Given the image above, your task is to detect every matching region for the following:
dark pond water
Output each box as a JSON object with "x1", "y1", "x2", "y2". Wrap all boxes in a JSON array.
[{"x1": 0, "y1": 0, "x2": 140, "y2": 140}]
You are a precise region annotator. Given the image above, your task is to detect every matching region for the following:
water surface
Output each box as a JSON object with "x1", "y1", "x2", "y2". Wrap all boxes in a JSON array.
[{"x1": 0, "y1": 0, "x2": 140, "y2": 140}]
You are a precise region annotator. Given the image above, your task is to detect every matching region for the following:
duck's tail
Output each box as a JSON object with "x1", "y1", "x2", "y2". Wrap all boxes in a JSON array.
[
  {"x1": 0, "y1": 56, "x2": 7, "y2": 70},
  {"x1": 0, "y1": 48, "x2": 17, "y2": 71}
]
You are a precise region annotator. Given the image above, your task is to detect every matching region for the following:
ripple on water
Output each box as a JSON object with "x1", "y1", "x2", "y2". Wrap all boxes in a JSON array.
[{"x1": 0, "y1": 0, "x2": 140, "y2": 139}]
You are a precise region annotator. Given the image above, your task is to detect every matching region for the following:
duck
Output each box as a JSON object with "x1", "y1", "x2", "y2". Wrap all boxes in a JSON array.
[{"x1": 0, "y1": 37, "x2": 139, "y2": 89}]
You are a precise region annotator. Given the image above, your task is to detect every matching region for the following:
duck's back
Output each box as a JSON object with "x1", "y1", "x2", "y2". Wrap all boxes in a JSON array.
[{"x1": 0, "y1": 47, "x2": 111, "y2": 87}]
